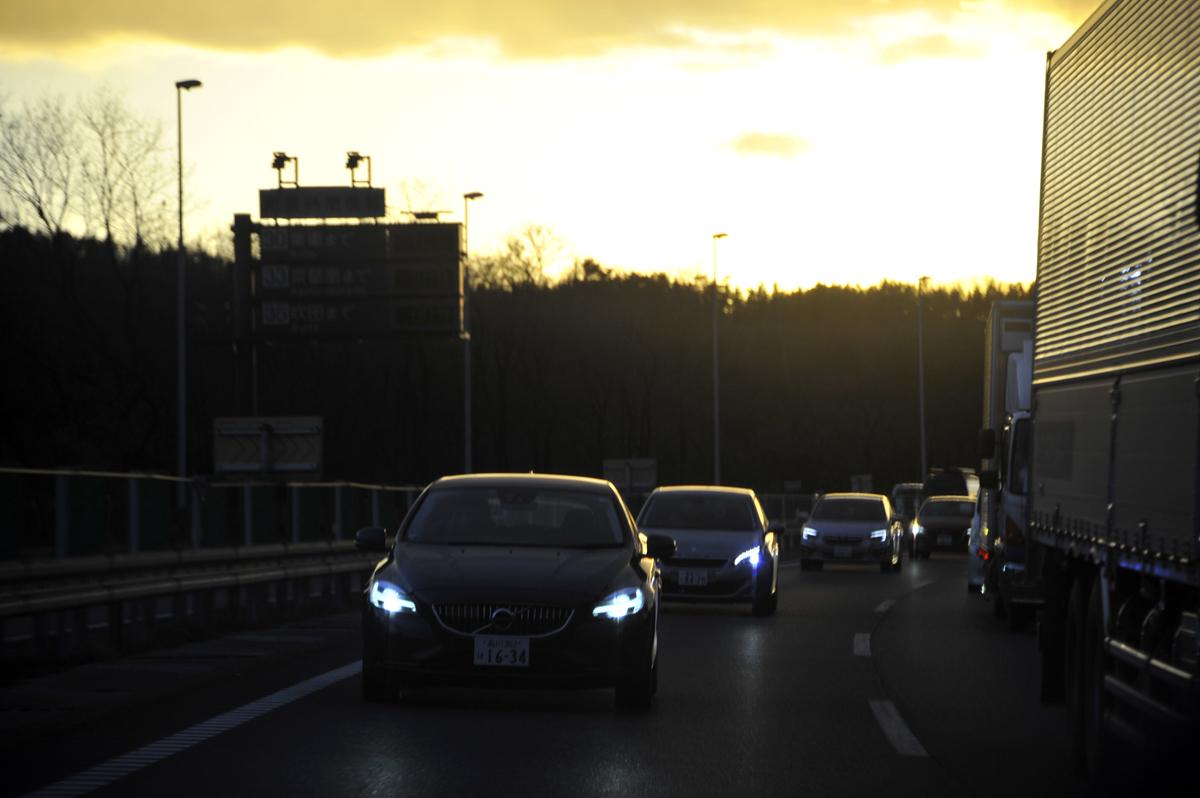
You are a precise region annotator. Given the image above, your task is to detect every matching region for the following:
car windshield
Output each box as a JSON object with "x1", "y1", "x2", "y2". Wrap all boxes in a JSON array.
[
  {"x1": 810, "y1": 499, "x2": 886, "y2": 522},
  {"x1": 404, "y1": 486, "x2": 626, "y2": 547},
  {"x1": 640, "y1": 493, "x2": 758, "y2": 531},
  {"x1": 919, "y1": 501, "x2": 974, "y2": 520},
  {"x1": 893, "y1": 493, "x2": 922, "y2": 518}
]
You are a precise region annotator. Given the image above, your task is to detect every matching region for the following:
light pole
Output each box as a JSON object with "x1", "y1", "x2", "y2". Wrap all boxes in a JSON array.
[
  {"x1": 175, "y1": 78, "x2": 201, "y2": 511},
  {"x1": 917, "y1": 275, "x2": 930, "y2": 479},
  {"x1": 712, "y1": 232, "x2": 727, "y2": 485},
  {"x1": 462, "y1": 192, "x2": 483, "y2": 473}
]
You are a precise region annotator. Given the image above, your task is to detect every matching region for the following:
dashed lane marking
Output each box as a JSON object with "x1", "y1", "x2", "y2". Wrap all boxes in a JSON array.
[
  {"x1": 869, "y1": 699, "x2": 929, "y2": 757},
  {"x1": 874, "y1": 599, "x2": 895, "y2": 613},
  {"x1": 853, "y1": 633, "x2": 871, "y2": 657},
  {"x1": 23, "y1": 660, "x2": 362, "y2": 798}
]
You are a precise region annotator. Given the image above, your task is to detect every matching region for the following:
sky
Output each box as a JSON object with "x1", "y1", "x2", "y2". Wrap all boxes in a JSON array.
[{"x1": 0, "y1": 1, "x2": 1097, "y2": 290}]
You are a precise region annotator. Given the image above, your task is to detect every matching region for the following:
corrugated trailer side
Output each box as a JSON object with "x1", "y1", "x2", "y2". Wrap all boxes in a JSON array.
[
  {"x1": 1025, "y1": 0, "x2": 1200, "y2": 782},
  {"x1": 1031, "y1": 0, "x2": 1200, "y2": 561}
]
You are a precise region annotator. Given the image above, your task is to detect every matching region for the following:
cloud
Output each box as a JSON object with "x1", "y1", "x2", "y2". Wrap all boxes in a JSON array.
[
  {"x1": 0, "y1": 1, "x2": 1101, "y2": 59},
  {"x1": 878, "y1": 33, "x2": 987, "y2": 62},
  {"x1": 731, "y1": 132, "x2": 810, "y2": 159}
]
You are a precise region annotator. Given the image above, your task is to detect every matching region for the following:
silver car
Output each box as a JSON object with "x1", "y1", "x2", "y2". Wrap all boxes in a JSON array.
[
  {"x1": 636, "y1": 486, "x2": 782, "y2": 616},
  {"x1": 798, "y1": 492, "x2": 903, "y2": 573}
]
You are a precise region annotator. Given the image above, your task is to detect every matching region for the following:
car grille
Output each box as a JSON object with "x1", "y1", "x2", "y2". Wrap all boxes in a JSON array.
[
  {"x1": 668, "y1": 558, "x2": 728, "y2": 569},
  {"x1": 823, "y1": 535, "x2": 863, "y2": 546},
  {"x1": 432, "y1": 603, "x2": 574, "y2": 637}
]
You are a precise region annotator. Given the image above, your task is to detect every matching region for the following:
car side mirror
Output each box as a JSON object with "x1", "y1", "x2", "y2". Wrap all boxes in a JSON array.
[
  {"x1": 978, "y1": 428, "x2": 996, "y2": 460},
  {"x1": 355, "y1": 526, "x2": 388, "y2": 552},
  {"x1": 646, "y1": 533, "x2": 676, "y2": 561},
  {"x1": 979, "y1": 471, "x2": 999, "y2": 490},
  {"x1": 767, "y1": 521, "x2": 785, "y2": 536}
]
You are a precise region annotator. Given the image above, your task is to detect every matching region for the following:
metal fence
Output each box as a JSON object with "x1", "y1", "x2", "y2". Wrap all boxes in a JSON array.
[{"x1": 0, "y1": 468, "x2": 424, "y2": 560}]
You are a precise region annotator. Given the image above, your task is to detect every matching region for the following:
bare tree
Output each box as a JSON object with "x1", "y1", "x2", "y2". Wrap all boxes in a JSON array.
[
  {"x1": 471, "y1": 223, "x2": 565, "y2": 290},
  {"x1": 393, "y1": 178, "x2": 447, "y2": 217},
  {"x1": 0, "y1": 95, "x2": 80, "y2": 236},
  {"x1": 79, "y1": 87, "x2": 170, "y2": 249}
]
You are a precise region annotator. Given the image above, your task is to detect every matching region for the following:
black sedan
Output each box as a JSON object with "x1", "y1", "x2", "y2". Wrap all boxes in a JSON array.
[
  {"x1": 910, "y1": 495, "x2": 975, "y2": 559},
  {"x1": 355, "y1": 473, "x2": 675, "y2": 710}
]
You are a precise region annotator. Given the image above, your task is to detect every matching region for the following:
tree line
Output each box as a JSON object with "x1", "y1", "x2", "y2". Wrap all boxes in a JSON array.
[
  {"x1": 1, "y1": 221, "x2": 1028, "y2": 495},
  {"x1": 1, "y1": 89, "x2": 1030, "y2": 495}
]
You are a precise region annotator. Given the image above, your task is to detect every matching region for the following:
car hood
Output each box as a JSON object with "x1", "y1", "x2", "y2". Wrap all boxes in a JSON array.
[
  {"x1": 641, "y1": 527, "x2": 760, "y2": 560},
  {"x1": 917, "y1": 518, "x2": 972, "y2": 532},
  {"x1": 379, "y1": 543, "x2": 634, "y2": 605},
  {"x1": 805, "y1": 519, "x2": 889, "y2": 540}
]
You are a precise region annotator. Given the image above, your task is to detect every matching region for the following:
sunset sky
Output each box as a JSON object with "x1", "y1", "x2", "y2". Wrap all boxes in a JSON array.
[{"x1": 0, "y1": 1, "x2": 1097, "y2": 289}]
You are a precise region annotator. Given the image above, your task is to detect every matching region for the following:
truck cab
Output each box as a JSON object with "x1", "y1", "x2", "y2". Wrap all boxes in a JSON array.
[{"x1": 979, "y1": 341, "x2": 1032, "y2": 624}]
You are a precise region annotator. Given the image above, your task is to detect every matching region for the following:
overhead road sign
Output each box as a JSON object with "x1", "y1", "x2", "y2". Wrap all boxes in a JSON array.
[
  {"x1": 257, "y1": 298, "x2": 461, "y2": 337},
  {"x1": 259, "y1": 186, "x2": 385, "y2": 219}
]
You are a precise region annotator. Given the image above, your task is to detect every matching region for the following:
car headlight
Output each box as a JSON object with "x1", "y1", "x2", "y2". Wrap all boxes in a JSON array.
[
  {"x1": 369, "y1": 579, "x2": 417, "y2": 614},
  {"x1": 801, "y1": 526, "x2": 818, "y2": 540},
  {"x1": 592, "y1": 587, "x2": 644, "y2": 619},
  {"x1": 734, "y1": 546, "x2": 762, "y2": 568},
  {"x1": 870, "y1": 528, "x2": 887, "y2": 541},
  {"x1": 911, "y1": 523, "x2": 924, "y2": 536}
]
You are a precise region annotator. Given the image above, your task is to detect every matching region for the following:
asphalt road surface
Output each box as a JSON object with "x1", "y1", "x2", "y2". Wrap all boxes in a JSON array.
[{"x1": 9, "y1": 555, "x2": 1090, "y2": 797}]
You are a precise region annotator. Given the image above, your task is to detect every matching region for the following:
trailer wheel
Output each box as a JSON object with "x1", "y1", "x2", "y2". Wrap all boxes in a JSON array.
[
  {"x1": 1064, "y1": 574, "x2": 1089, "y2": 774},
  {"x1": 1082, "y1": 578, "x2": 1115, "y2": 784}
]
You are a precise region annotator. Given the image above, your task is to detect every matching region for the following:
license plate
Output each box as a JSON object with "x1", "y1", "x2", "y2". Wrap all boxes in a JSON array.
[
  {"x1": 678, "y1": 568, "x2": 708, "y2": 586},
  {"x1": 937, "y1": 534, "x2": 952, "y2": 546},
  {"x1": 473, "y1": 636, "x2": 529, "y2": 667},
  {"x1": 833, "y1": 546, "x2": 852, "y2": 558}
]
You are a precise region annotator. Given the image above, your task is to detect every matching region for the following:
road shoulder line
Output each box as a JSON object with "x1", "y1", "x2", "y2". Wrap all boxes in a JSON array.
[
  {"x1": 868, "y1": 699, "x2": 929, "y2": 757},
  {"x1": 22, "y1": 660, "x2": 361, "y2": 798}
]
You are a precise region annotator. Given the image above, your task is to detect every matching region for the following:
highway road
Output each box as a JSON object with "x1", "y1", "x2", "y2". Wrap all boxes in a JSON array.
[{"x1": 8, "y1": 555, "x2": 1090, "y2": 797}]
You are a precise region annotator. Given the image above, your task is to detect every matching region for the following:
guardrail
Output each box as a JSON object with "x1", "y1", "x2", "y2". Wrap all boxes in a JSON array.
[
  {"x1": 0, "y1": 467, "x2": 423, "y2": 559},
  {"x1": 0, "y1": 539, "x2": 389, "y2": 674}
]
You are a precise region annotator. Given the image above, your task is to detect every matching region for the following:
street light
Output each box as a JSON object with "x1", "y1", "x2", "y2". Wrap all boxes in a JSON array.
[
  {"x1": 917, "y1": 275, "x2": 930, "y2": 479},
  {"x1": 462, "y1": 192, "x2": 484, "y2": 473},
  {"x1": 175, "y1": 78, "x2": 201, "y2": 515},
  {"x1": 712, "y1": 232, "x2": 727, "y2": 485}
]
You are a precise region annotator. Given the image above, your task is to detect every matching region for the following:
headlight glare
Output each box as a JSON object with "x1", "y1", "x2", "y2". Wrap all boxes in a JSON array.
[
  {"x1": 734, "y1": 546, "x2": 761, "y2": 568},
  {"x1": 801, "y1": 526, "x2": 818, "y2": 540},
  {"x1": 369, "y1": 580, "x2": 416, "y2": 614},
  {"x1": 592, "y1": 587, "x2": 644, "y2": 619},
  {"x1": 911, "y1": 523, "x2": 924, "y2": 536},
  {"x1": 870, "y1": 528, "x2": 887, "y2": 541}
]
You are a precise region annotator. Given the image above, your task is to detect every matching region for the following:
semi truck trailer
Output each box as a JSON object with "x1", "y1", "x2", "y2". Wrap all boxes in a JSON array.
[{"x1": 983, "y1": 0, "x2": 1199, "y2": 780}]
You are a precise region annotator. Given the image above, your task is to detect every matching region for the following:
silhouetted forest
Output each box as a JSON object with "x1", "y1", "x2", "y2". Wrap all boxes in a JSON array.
[{"x1": 1, "y1": 227, "x2": 1028, "y2": 494}]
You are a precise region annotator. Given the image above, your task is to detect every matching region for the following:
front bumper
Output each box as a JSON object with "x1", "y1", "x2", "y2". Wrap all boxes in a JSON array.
[
  {"x1": 915, "y1": 529, "x2": 968, "y2": 554},
  {"x1": 362, "y1": 604, "x2": 653, "y2": 689},
  {"x1": 799, "y1": 539, "x2": 890, "y2": 563},
  {"x1": 659, "y1": 561, "x2": 762, "y2": 602}
]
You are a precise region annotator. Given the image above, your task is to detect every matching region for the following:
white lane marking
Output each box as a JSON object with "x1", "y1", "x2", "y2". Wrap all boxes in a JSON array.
[
  {"x1": 868, "y1": 700, "x2": 929, "y2": 757},
  {"x1": 22, "y1": 660, "x2": 361, "y2": 798},
  {"x1": 853, "y1": 633, "x2": 871, "y2": 657},
  {"x1": 913, "y1": 579, "x2": 934, "y2": 591},
  {"x1": 874, "y1": 599, "x2": 895, "y2": 613}
]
